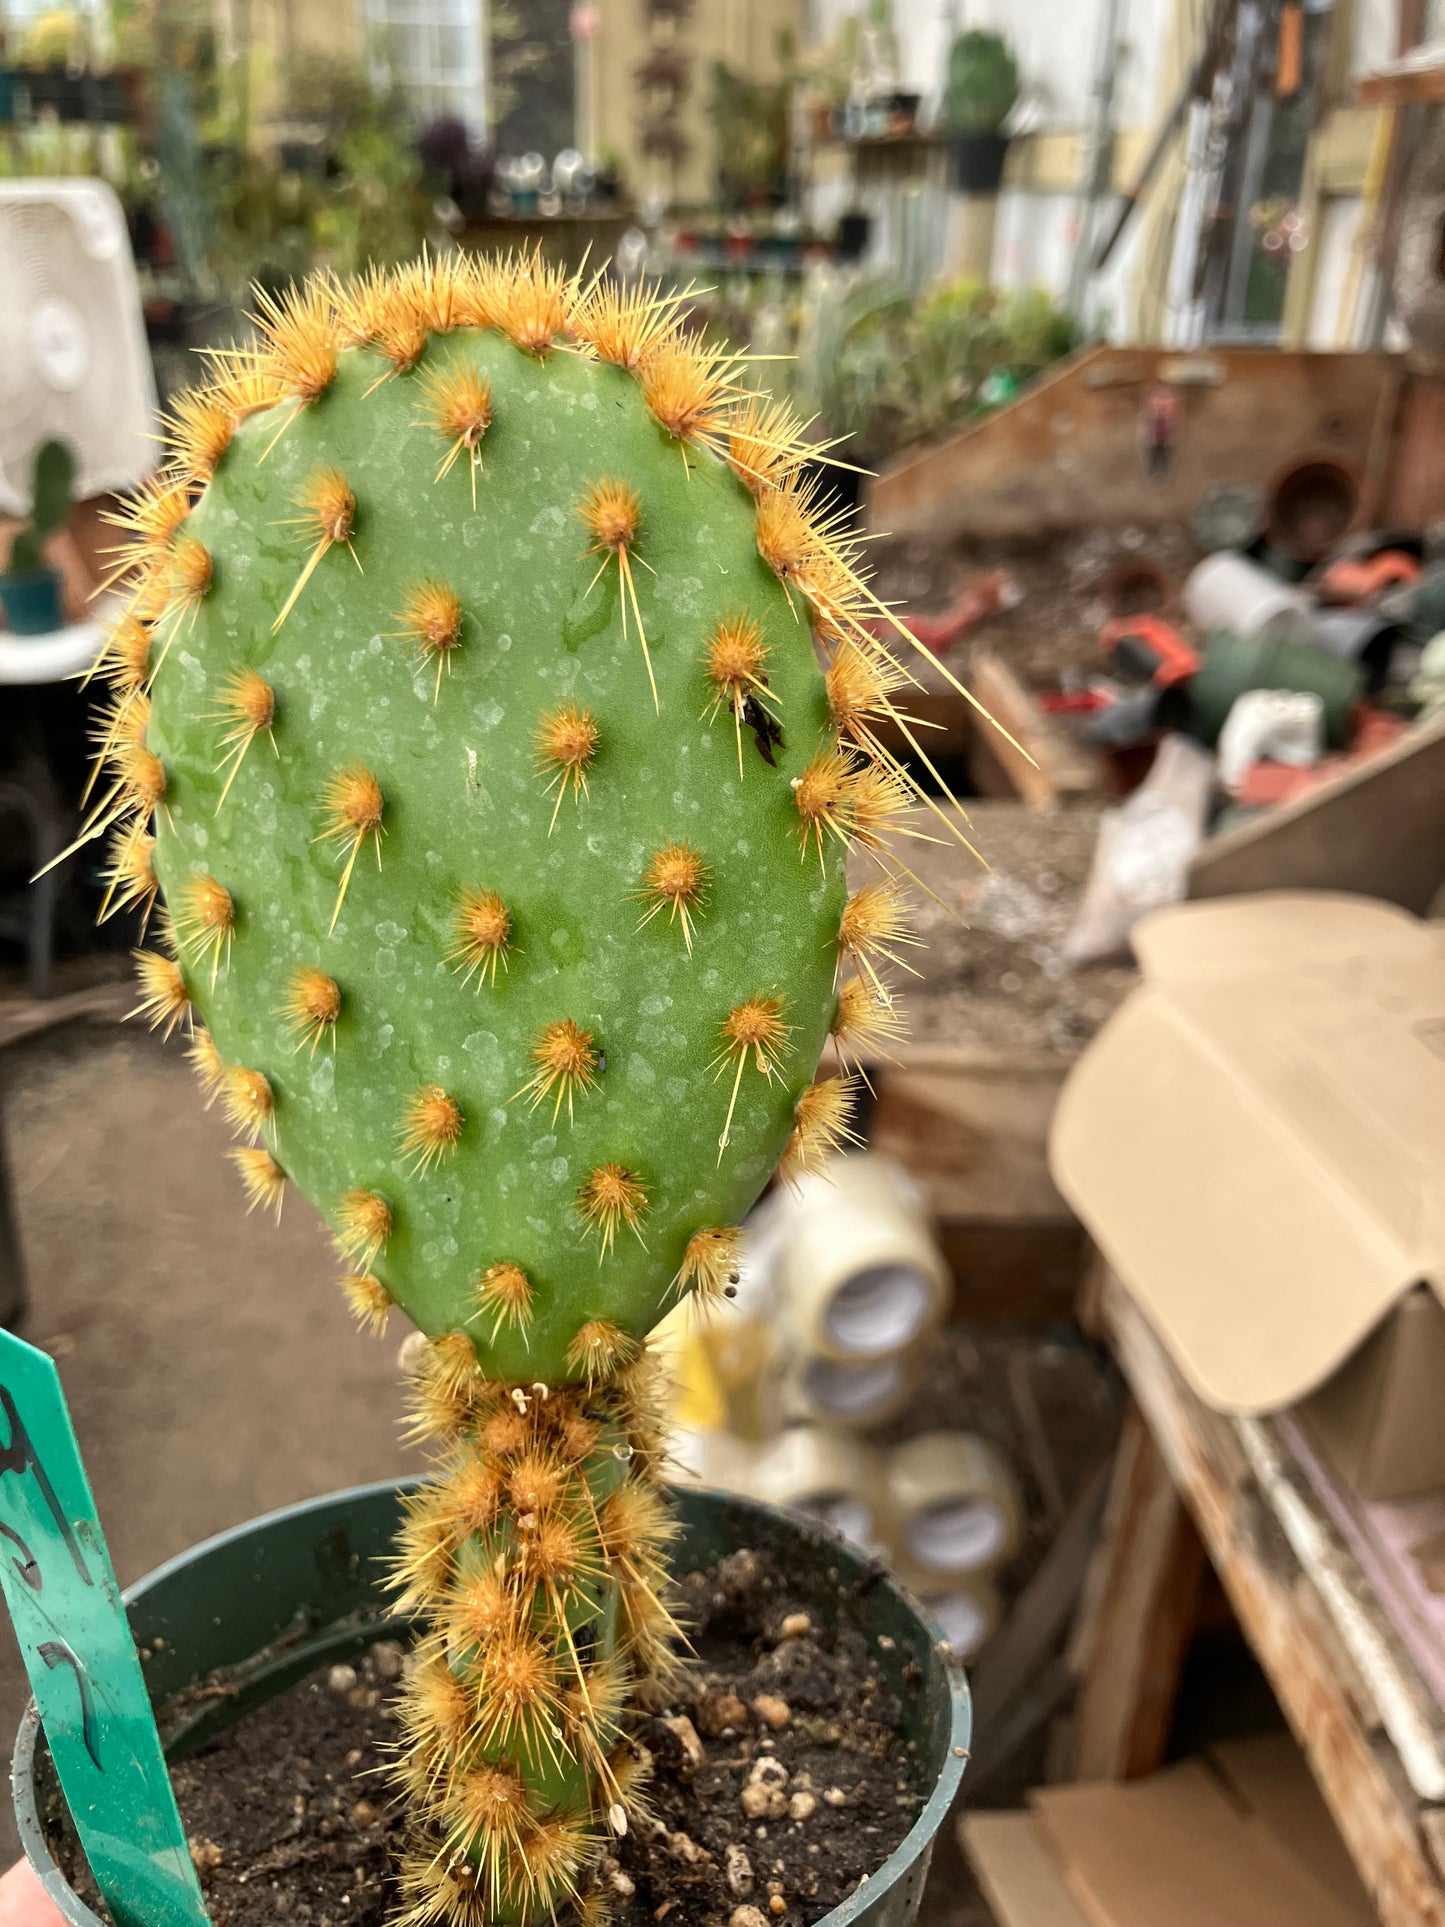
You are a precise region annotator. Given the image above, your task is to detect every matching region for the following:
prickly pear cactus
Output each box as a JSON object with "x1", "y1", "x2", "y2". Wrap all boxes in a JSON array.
[{"x1": 92, "y1": 255, "x2": 938, "y2": 1927}]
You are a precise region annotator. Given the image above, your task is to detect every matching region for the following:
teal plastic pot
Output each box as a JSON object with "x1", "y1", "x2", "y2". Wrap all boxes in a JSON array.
[
  {"x1": 14, "y1": 1480, "x2": 970, "y2": 1927},
  {"x1": 1190, "y1": 628, "x2": 1363, "y2": 748},
  {"x1": 0, "y1": 569, "x2": 64, "y2": 637}
]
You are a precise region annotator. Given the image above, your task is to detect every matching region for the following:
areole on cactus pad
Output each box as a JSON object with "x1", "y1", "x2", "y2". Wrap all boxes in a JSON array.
[{"x1": 84, "y1": 252, "x2": 975, "y2": 1927}]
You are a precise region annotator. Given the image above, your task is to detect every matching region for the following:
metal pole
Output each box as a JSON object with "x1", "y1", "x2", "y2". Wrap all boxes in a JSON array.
[
  {"x1": 1067, "y1": 0, "x2": 1123, "y2": 317},
  {"x1": 1091, "y1": 0, "x2": 1238, "y2": 274}
]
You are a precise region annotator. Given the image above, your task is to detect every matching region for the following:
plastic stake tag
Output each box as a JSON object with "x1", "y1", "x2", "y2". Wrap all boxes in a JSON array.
[{"x1": 0, "y1": 1330, "x2": 210, "y2": 1927}]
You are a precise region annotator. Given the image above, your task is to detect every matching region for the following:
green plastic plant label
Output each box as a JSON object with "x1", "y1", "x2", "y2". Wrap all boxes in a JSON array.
[{"x1": 0, "y1": 1329, "x2": 209, "y2": 1927}]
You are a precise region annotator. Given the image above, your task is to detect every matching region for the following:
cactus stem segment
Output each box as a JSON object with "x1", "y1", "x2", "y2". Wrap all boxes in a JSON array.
[
  {"x1": 512, "y1": 1020, "x2": 600, "y2": 1125},
  {"x1": 577, "y1": 1164, "x2": 648, "y2": 1259},
  {"x1": 713, "y1": 994, "x2": 792, "y2": 1158},
  {"x1": 315, "y1": 765, "x2": 385, "y2": 931},
  {"x1": 96, "y1": 250, "x2": 973, "y2": 1927}
]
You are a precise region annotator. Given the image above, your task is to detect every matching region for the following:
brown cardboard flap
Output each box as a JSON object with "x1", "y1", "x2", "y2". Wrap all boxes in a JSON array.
[
  {"x1": 1208, "y1": 1735, "x2": 1375, "y2": 1917},
  {"x1": 1033, "y1": 1762, "x2": 1369, "y2": 1927},
  {"x1": 960, "y1": 1812, "x2": 1092, "y2": 1927},
  {"x1": 1050, "y1": 893, "x2": 1445, "y2": 1413}
]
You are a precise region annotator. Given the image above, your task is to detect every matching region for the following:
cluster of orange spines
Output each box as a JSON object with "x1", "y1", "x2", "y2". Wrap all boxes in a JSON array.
[{"x1": 389, "y1": 1341, "x2": 678, "y2": 1927}]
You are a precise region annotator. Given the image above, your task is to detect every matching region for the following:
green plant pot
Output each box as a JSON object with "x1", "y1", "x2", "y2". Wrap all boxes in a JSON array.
[
  {"x1": 0, "y1": 568, "x2": 64, "y2": 637},
  {"x1": 1189, "y1": 629, "x2": 1364, "y2": 748},
  {"x1": 14, "y1": 1479, "x2": 970, "y2": 1927},
  {"x1": 948, "y1": 134, "x2": 1009, "y2": 193}
]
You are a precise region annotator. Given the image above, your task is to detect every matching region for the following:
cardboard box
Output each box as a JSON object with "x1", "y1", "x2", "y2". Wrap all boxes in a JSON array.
[
  {"x1": 1050, "y1": 892, "x2": 1445, "y2": 1499},
  {"x1": 961, "y1": 1735, "x2": 1377, "y2": 1926}
]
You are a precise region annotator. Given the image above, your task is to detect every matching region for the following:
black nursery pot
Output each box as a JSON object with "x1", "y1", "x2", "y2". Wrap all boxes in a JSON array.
[
  {"x1": 949, "y1": 133, "x2": 1009, "y2": 193},
  {"x1": 15, "y1": 1481, "x2": 971, "y2": 1927}
]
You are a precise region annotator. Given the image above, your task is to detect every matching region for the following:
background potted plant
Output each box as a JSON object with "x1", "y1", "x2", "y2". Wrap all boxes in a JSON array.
[
  {"x1": 15, "y1": 254, "x2": 970, "y2": 1925},
  {"x1": 1, "y1": 440, "x2": 73, "y2": 637},
  {"x1": 941, "y1": 28, "x2": 1020, "y2": 193}
]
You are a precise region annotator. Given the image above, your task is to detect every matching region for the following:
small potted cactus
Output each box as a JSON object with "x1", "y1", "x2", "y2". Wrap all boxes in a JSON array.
[
  {"x1": 941, "y1": 30, "x2": 1020, "y2": 193},
  {"x1": 1, "y1": 440, "x2": 74, "y2": 636},
  {"x1": 33, "y1": 255, "x2": 971, "y2": 1925}
]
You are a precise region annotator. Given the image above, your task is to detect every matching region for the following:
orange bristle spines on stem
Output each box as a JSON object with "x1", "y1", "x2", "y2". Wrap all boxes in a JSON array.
[
  {"x1": 341, "y1": 1273, "x2": 393, "y2": 1336},
  {"x1": 535, "y1": 703, "x2": 598, "y2": 829},
  {"x1": 315, "y1": 764, "x2": 384, "y2": 931},
  {"x1": 496, "y1": 250, "x2": 573, "y2": 356},
  {"x1": 281, "y1": 965, "x2": 341, "y2": 1053},
  {"x1": 576, "y1": 1167, "x2": 648, "y2": 1262},
  {"x1": 220, "y1": 1065, "x2": 273, "y2": 1143},
  {"x1": 473, "y1": 1262, "x2": 534, "y2": 1339},
  {"x1": 131, "y1": 949, "x2": 191, "y2": 1036},
  {"x1": 448, "y1": 887, "x2": 512, "y2": 987},
  {"x1": 400, "y1": 1086, "x2": 465, "y2": 1173},
  {"x1": 419, "y1": 364, "x2": 493, "y2": 501},
  {"x1": 396, "y1": 581, "x2": 465, "y2": 696},
  {"x1": 572, "y1": 277, "x2": 686, "y2": 371},
  {"x1": 578, "y1": 477, "x2": 655, "y2": 709},
  {"x1": 779, "y1": 1076, "x2": 863, "y2": 1183},
  {"x1": 210, "y1": 667, "x2": 275, "y2": 807},
  {"x1": 164, "y1": 387, "x2": 235, "y2": 482},
  {"x1": 792, "y1": 743, "x2": 857, "y2": 861},
  {"x1": 173, "y1": 872, "x2": 235, "y2": 983},
  {"x1": 168, "y1": 534, "x2": 212, "y2": 611},
  {"x1": 711, "y1": 994, "x2": 792, "y2": 1157},
  {"x1": 247, "y1": 279, "x2": 340, "y2": 403},
  {"x1": 638, "y1": 341, "x2": 739, "y2": 449},
  {"x1": 512, "y1": 1019, "x2": 600, "y2": 1126},
  {"x1": 334, "y1": 1187, "x2": 392, "y2": 1267},
  {"x1": 677, "y1": 1225, "x2": 742, "y2": 1306},
  {"x1": 832, "y1": 973, "x2": 906, "y2": 1072},
  {"x1": 633, "y1": 840, "x2": 708, "y2": 954},
  {"x1": 725, "y1": 391, "x2": 816, "y2": 495},
  {"x1": 98, "y1": 818, "x2": 157, "y2": 927},
  {"x1": 229, "y1": 1145, "x2": 286, "y2": 1218},
  {"x1": 565, "y1": 1318, "x2": 639, "y2": 1386}
]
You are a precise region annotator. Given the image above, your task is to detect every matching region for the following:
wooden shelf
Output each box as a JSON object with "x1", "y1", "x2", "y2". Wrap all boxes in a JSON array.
[{"x1": 1078, "y1": 1274, "x2": 1445, "y2": 1927}]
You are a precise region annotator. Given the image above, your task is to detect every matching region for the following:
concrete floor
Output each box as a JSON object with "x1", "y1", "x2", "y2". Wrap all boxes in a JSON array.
[{"x1": 0, "y1": 1018, "x2": 424, "y2": 1858}]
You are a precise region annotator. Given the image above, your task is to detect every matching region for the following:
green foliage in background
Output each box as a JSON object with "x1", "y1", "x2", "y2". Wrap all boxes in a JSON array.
[
  {"x1": 6, "y1": 440, "x2": 74, "y2": 580},
  {"x1": 802, "y1": 274, "x2": 1078, "y2": 461}
]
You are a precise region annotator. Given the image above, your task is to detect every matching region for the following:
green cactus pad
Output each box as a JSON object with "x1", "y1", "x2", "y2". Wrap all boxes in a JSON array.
[{"x1": 140, "y1": 319, "x2": 845, "y2": 1385}]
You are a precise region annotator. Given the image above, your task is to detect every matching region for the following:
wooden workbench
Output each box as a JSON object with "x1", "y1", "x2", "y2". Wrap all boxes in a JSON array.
[{"x1": 1071, "y1": 1270, "x2": 1445, "y2": 1927}]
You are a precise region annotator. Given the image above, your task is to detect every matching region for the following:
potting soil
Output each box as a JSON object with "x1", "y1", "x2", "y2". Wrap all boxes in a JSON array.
[{"x1": 54, "y1": 1547, "x2": 925, "y2": 1927}]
